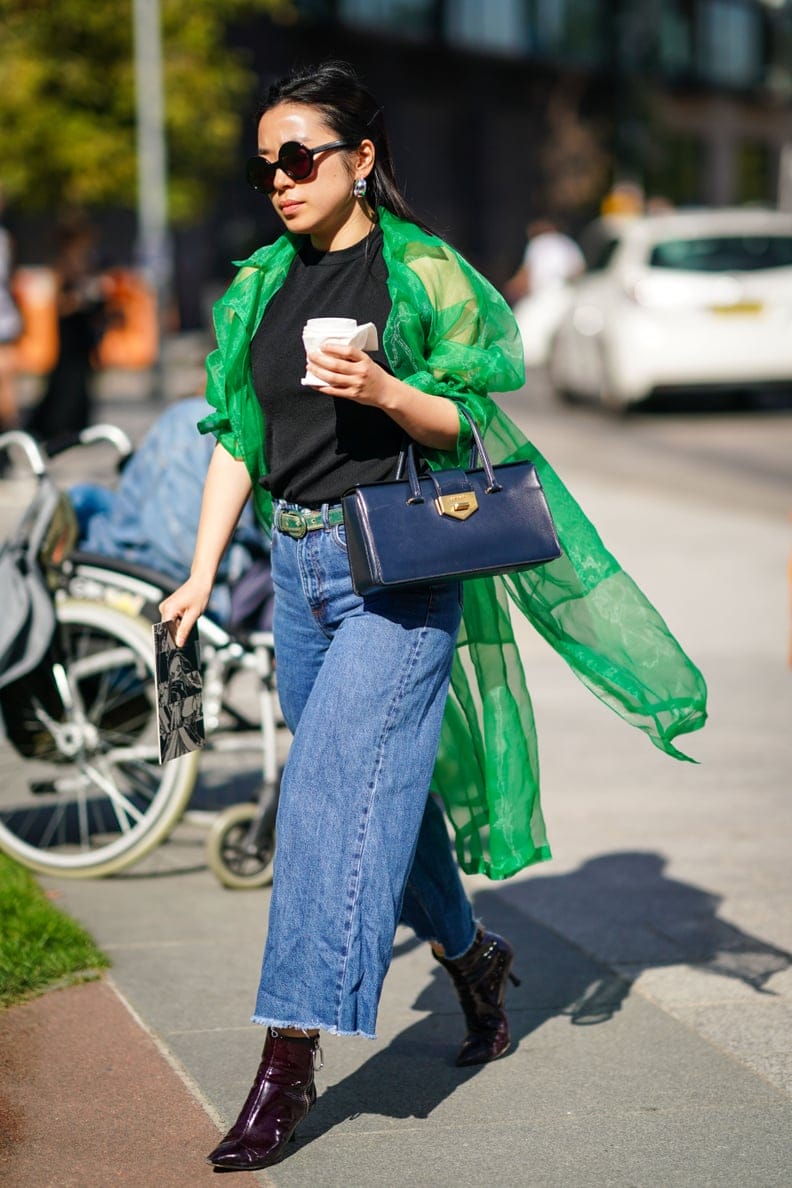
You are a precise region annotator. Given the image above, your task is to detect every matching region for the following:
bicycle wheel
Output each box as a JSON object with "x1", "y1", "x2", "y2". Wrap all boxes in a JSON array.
[{"x1": 0, "y1": 599, "x2": 199, "y2": 877}]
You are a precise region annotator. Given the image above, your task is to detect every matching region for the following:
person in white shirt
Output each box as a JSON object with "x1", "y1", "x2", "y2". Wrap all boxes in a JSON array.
[
  {"x1": 505, "y1": 218, "x2": 584, "y2": 304},
  {"x1": 505, "y1": 219, "x2": 585, "y2": 368}
]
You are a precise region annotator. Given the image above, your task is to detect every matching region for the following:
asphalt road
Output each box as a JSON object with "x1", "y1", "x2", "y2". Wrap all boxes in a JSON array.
[{"x1": 504, "y1": 369, "x2": 792, "y2": 522}]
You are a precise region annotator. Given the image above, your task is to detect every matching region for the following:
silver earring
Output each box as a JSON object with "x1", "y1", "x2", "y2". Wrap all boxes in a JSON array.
[{"x1": 353, "y1": 177, "x2": 367, "y2": 199}]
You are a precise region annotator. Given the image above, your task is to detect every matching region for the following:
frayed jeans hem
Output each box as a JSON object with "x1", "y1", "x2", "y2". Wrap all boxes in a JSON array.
[{"x1": 251, "y1": 1014, "x2": 377, "y2": 1040}]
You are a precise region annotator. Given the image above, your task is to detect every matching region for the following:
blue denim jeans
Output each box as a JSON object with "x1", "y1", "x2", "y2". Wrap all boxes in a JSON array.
[{"x1": 252, "y1": 503, "x2": 476, "y2": 1038}]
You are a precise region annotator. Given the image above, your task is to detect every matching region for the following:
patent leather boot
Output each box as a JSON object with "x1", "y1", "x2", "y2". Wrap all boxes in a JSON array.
[
  {"x1": 206, "y1": 1028, "x2": 321, "y2": 1170},
  {"x1": 433, "y1": 928, "x2": 520, "y2": 1066}
]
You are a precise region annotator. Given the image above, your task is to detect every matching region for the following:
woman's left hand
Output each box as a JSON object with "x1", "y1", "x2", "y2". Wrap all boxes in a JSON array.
[{"x1": 306, "y1": 342, "x2": 390, "y2": 406}]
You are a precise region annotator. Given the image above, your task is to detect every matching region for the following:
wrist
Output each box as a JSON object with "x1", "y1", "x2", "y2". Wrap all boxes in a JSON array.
[
  {"x1": 189, "y1": 566, "x2": 217, "y2": 589},
  {"x1": 376, "y1": 372, "x2": 413, "y2": 415}
]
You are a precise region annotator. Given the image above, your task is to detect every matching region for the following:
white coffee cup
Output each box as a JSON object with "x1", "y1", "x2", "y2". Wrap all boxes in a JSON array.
[{"x1": 301, "y1": 317, "x2": 379, "y2": 387}]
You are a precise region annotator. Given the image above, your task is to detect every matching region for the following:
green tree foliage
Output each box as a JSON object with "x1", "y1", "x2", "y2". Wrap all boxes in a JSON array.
[{"x1": 0, "y1": 0, "x2": 295, "y2": 222}]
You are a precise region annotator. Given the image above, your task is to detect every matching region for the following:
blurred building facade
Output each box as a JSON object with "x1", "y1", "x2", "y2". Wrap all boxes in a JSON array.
[
  {"x1": 220, "y1": 0, "x2": 792, "y2": 288},
  {"x1": 12, "y1": 0, "x2": 792, "y2": 331}
]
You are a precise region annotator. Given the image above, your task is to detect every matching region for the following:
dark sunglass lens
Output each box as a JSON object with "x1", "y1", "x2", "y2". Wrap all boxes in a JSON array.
[
  {"x1": 281, "y1": 143, "x2": 314, "y2": 181},
  {"x1": 246, "y1": 157, "x2": 276, "y2": 193}
]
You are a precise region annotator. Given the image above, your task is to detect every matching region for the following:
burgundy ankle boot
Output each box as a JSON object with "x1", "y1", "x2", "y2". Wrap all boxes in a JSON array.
[
  {"x1": 433, "y1": 928, "x2": 520, "y2": 1066},
  {"x1": 206, "y1": 1028, "x2": 321, "y2": 1170}
]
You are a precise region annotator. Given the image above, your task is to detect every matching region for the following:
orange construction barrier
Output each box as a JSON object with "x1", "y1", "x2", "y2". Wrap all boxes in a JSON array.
[
  {"x1": 97, "y1": 268, "x2": 158, "y2": 370},
  {"x1": 9, "y1": 266, "x2": 158, "y2": 374},
  {"x1": 10, "y1": 267, "x2": 59, "y2": 375}
]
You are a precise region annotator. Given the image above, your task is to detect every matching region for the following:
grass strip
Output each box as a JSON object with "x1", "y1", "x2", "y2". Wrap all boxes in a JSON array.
[{"x1": 0, "y1": 851, "x2": 109, "y2": 1008}]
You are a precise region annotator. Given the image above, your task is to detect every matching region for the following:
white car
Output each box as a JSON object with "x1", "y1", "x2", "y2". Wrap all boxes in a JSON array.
[
  {"x1": 547, "y1": 208, "x2": 792, "y2": 409},
  {"x1": 514, "y1": 282, "x2": 577, "y2": 369}
]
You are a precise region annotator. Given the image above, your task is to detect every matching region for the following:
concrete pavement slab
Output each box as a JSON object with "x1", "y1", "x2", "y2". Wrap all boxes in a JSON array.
[{"x1": 208, "y1": 963, "x2": 792, "y2": 1188}]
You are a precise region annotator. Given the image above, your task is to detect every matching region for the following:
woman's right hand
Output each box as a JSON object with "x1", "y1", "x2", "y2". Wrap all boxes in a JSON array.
[{"x1": 159, "y1": 574, "x2": 214, "y2": 647}]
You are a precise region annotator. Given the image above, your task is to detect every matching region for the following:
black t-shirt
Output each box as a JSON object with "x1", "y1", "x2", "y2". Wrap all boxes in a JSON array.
[{"x1": 250, "y1": 224, "x2": 404, "y2": 507}]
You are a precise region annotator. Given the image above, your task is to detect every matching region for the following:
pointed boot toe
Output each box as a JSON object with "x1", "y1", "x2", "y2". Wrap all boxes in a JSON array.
[
  {"x1": 206, "y1": 1138, "x2": 262, "y2": 1169},
  {"x1": 455, "y1": 1023, "x2": 511, "y2": 1067}
]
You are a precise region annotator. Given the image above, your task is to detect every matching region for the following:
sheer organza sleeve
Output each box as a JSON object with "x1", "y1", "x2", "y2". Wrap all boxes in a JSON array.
[
  {"x1": 379, "y1": 213, "x2": 706, "y2": 879},
  {"x1": 380, "y1": 225, "x2": 524, "y2": 456}
]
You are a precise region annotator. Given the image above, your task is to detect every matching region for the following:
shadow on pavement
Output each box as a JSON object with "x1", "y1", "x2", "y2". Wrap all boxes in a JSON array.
[
  {"x1": 301, "y1": 851, "x2": 791, "y2": 1146},
  {"x1": 502, "y1": 851, "x2": 792, "y2": 996},
  {"x1": 300, "y1": 893, "x2": 626, "y2": 1144},
  {"x1": 635, "y1": 387, "x2": 792, "y2": 416}
]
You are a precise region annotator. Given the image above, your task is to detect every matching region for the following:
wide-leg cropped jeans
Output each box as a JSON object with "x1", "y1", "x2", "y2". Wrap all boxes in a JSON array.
[{"x1": 252, "y1": 504, "x2": 477, "y2": 1038}]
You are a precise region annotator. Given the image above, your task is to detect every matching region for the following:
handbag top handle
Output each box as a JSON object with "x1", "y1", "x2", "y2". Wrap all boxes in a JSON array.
[{"x1": 395, "y1": 408, "x2": 502, "y2": 503}]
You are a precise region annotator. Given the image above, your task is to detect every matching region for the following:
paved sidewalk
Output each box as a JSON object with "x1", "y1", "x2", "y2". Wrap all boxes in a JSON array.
[
  {"x1": 1, "y1": 372, "x2": 791, "y2": 1186},
  {"x1": 0, "y1": 980, "x2": 226, "y2": 1188}
]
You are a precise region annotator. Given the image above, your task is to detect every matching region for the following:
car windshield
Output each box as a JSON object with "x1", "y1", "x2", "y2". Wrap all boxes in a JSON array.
[{"x1": 649, "y1": 235, "x2": 792, "y2": 272}]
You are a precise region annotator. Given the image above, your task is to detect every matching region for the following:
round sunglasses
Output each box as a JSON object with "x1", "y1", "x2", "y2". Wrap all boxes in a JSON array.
[{"x1": 246, "y1": 140, "x2": 354, "y2": 194}]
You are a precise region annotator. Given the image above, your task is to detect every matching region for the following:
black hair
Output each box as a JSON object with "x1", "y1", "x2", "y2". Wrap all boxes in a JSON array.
[{"x1": 257, "y1": 60, "x2": 431, "y2": 233}]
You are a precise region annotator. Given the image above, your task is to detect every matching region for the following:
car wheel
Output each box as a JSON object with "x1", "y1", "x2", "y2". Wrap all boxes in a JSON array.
[{"x1": 555, "y1": 384, "x2": 584, "y2": 406}]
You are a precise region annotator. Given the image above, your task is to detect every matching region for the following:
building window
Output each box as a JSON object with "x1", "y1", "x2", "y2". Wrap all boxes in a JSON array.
[
  {"x1": 765, "y1": 5, "x2": 792, "y2": 101},
  {"x1": 736, "y1": 139, "x2": 773, "y2": 205},
  {"x1": 646, "y1": 131, "x2": 703, "y2": 207},
  {"x1": 532, "y1": 0, "x2": 604, "y2": 65},
  {"x1": 444, "y1": 0, "x2": 529, "y2": 56},
  {"x1": 658, "y1": 2, "x2": 694, "y2": 76},
  {"x1": 338, "y1": 0, "x2": 434, "y2": 38},
  {"x1": 697, "y1": 0, "x2": 762, "y2": 88}
]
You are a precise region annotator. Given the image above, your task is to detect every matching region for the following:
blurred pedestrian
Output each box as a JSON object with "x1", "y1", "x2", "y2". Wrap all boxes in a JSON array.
[
  {"x1": 160, "y1": 60, "x2": 706, "y2": 1175},
  {"x1": 646, "y1": 195, "x2": 676, "y2": 216},
  {"x1": 504, "y1": 217, "x2": 584, "y2": 305},
  {"x1": 0, "y1": 185, "x2": 22, "y2": 436},
  {"x1": 506, "y1": 217, "x2": 585, "y2": 367},
  {"x1": 26, "y1": 216, "x2": 107, "y2": 442}
]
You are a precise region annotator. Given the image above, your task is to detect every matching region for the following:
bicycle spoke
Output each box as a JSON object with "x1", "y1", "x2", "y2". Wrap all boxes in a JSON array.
[
  {"x1": 117, "y1": 762, "x2": 158, "y2": 802},
  {"x1": 77, "y1": 791, "x2": 90, "y2": 851},
  {"x1": 80, "y1": 761, "x2": 144, "y2": 831},
  {"x1": 38, "y1": 799, "x2": 69, "y2": 850}
]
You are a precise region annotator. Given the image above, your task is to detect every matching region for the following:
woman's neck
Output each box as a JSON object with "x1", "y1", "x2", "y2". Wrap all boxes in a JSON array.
[{"x1": 310, "y1": 203, "x2": 375, "y2": 252}]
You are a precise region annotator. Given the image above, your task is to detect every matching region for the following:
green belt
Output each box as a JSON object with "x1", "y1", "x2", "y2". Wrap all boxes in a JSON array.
[{"x1": 276, "y1": 506, "x2": 345, "y2": 540}]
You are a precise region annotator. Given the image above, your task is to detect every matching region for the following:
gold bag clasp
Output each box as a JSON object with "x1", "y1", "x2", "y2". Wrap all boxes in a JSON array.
[{"x1": 435, "y1": 491, "x2": 479, "y2": 521}]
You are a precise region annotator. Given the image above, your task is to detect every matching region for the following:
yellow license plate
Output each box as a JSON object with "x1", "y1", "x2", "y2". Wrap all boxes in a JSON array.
[{"x1": 710, "y1": 301, "x2": 764, "y2": 315}]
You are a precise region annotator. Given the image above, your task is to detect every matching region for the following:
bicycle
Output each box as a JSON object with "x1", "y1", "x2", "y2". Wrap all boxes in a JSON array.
[{"x1": 0, "y1": 427, "x2": 283, "y2": 888}]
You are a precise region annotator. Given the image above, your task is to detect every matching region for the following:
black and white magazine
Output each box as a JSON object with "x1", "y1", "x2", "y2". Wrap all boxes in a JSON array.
[{"x1": 153, "y1": 620, "x2": 205, "y2": 763}]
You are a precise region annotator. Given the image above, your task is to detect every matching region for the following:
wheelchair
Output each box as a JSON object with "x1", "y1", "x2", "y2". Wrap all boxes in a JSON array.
[{"x1": 0, "y1": 427, "x2": 283, "y2": 887}]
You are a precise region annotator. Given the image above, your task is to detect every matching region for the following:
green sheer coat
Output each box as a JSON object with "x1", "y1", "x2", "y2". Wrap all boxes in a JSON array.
[{"x1": 200, "y1": 209, "x2": 708, "y2": 880}]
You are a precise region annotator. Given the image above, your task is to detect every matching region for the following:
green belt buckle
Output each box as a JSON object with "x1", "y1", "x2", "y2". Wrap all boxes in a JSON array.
[{"x1": 280, "y1": 511, "x2": 307, "y2": 539}]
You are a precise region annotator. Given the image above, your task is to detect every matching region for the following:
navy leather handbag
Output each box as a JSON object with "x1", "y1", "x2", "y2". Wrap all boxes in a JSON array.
[{"x1": 341, "y1": 408, "x2": 561, "y2": 596}]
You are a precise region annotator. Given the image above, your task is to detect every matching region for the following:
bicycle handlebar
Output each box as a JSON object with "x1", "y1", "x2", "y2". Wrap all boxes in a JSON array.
[
  {"x1": 40, "y1": 424, "x2": 134, "y2": 462},
  {"x1": 76, "y1": 424, "x2": 134, "y2": 458},
  {"x1": 0, "y1": 424, "x2": 134, "y2": 477},
  {"x1": 0, "y1": 430, "x2": 48, "y2": 475}
]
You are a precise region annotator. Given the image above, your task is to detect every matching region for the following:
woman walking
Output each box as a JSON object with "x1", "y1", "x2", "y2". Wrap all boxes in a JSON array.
[{"x1": 160, "y1": 61, "x2": 706, "y2": 1172}]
